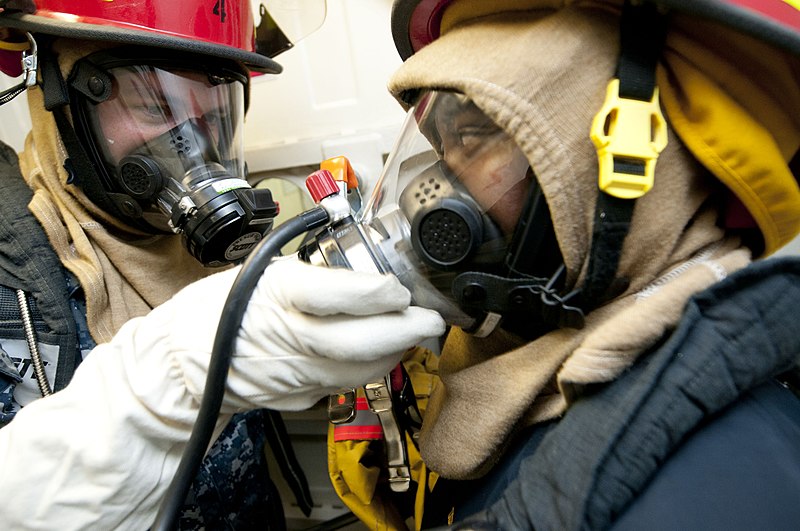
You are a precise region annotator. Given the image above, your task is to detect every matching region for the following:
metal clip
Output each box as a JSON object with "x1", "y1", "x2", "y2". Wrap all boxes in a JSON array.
[
  {"x1": 327, "y1": 387, "x2": 357, "y2": 424},
  {"x1": 590, "y1": 78, "x2": 667, "y2": 199},
  {"x1": 364, "y1": 377, "x2": 411, "y2": 492},
  {"x1": 21, "y1": 32, "x2": 37, "y2": 88}
]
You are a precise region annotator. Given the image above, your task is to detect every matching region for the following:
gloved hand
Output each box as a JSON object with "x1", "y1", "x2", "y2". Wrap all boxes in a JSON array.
[
  {"x1": 0, "y1": 257, "x2": 444, "y2": 530},
  {"x1": 167, "y1": 257, "x2": 447, "y2": 412}
]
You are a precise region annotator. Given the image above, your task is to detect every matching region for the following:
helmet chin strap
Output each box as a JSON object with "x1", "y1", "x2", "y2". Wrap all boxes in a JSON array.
[{"x1": 581, "y1": 0, "x2": 668, "y2": 309}]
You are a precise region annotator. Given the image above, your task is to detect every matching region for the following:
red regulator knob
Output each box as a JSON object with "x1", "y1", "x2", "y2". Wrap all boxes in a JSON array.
[{"x1": 305, "y1": 169, "x2": 340, "y2": 203}]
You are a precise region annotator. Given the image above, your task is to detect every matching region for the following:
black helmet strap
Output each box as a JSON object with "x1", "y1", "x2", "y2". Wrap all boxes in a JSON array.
[{"x1": 581, "y1": 1, "x2": 668, "y2": 308}]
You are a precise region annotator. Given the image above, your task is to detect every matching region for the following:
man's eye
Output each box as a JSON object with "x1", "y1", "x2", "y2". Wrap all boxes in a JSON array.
[
  {"x1": 135, "y1": 103, "x2": 169, "y2": 120},
  {"x1": 147, "y1": 105, "x2": 164, "y2": 117},
  {"x1": 203, "y1": 112, "x2": 224, "y2": 126},
  {"x1": 457, "y1": 126, "x2": 497, "y2": 151}
]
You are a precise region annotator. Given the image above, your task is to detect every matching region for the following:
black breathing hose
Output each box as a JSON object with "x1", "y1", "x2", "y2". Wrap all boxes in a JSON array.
[{"x1": 151, "y1": 206, "x2": 331, "y2": 531}]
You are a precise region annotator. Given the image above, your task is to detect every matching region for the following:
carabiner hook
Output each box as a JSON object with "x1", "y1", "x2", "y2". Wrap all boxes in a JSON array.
[{"x1": 21, "y1": 32, "x2": 38, "y2": 88}]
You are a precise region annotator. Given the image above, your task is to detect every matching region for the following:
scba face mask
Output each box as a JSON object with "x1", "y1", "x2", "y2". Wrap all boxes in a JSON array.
[
  {"x1": 301, "y1": 91, "x2": 571, "y2": 338},
  {"x1": 69, "y1": 49, "x2": 279, "y2": 267}
]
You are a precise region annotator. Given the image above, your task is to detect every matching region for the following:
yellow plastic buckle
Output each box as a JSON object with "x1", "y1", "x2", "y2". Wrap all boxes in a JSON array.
[{"x1": 590, "y1": 78, "x2": 668, "y2": 199}]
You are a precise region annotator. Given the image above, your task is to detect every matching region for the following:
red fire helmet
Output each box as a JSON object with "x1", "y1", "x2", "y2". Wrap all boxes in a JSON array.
[
  {"x1": 0, "y1": 0, "x2": 314, "y2": 74},
  {"x1": 391, "y1": 0, "x2": 800, "y2": 60}
]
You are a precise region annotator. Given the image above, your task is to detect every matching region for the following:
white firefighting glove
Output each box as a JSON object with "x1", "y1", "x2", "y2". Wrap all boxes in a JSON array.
[
  {"x1": 0, "y1": 258, "x2": 444, "y2": 531},
  {"x1": 168, "y1": 257, "x2": 446, "y2": 411}
]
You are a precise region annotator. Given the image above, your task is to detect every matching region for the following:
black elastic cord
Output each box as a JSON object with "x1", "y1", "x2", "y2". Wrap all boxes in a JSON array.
[{"x1": 152, "y1": 206, "x2": 330, "y2": 531}]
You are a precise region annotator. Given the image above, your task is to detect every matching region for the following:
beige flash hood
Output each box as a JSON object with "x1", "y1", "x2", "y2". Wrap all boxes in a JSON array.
[
  {"x1": 18, "y1": 39, "x2": 215, "y2": 344},
  {"x1": 387, "y1": 5, "x2": 759, "y2": 478},
  {"x1": 389, "y1": 5, "x2": 726, "y2": 296}
]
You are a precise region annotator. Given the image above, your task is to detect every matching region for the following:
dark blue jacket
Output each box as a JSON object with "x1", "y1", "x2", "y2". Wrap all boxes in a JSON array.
[{"x1": 428, "y1": 257, "x2": 800, "y2": 531}]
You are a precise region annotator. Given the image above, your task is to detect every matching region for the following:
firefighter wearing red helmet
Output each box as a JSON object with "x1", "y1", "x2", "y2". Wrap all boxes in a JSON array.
[
  {"x1": 0, "y1": 1, "x2": 445, "y2": 529},
  {"x1": 323, "y1": 0, "x2": 800, "y2": 529}
]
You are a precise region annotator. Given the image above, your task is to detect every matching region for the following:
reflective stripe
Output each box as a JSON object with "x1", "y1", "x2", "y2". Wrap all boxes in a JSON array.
[{"x1": 333, "y1": 397, "x2": 384, "y2": 442}]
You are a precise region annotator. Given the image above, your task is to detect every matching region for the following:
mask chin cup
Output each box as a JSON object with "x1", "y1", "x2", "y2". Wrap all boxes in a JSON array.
[
  {"x1": 118, "y1": 154, "x2": 165, "y2": 201},
  {"x1": 452, "y1": 265, "x2": 586, "y2": 333},
  {"x1": 400, "y1": 160, "x2": 504, "y2": 272},
  {"x1": 410, "y1": 197, "x2": 483, "y2": 270}
]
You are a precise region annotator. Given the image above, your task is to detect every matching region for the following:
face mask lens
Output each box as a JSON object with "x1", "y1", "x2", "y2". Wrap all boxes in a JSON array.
[
  {"x1": 355, "y1": 90, "x2": 532, "y2": 328},
  {"x1": 82, "y1": 64, "x2": 246, "y2": 228},
  {"x1": 364, "y1": 91, "x2": 530, "y2": 231},
  {"x1": 420, "y1": 92, "x2": 533, "y2": 233},
  {"x1": 93, "y1": 65, "x2": 244, "y2": 170}
]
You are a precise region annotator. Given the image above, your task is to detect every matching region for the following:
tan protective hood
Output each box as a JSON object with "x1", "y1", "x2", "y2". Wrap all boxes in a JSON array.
[
  {"x1": 18, "y1": 39, "x2": 215, "y2": 344},
  {"x1": 387, "y1": 5, "x2": 757, "y2": 478}
]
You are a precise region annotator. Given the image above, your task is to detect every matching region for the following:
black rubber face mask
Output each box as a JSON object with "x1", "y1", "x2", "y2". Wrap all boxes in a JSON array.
[
  {"x1": 69, "y1": 50, "x2": 278, "y2": 266},
  {"x1": 301, "y1": 90, "x2": 570, "y2": 338}
]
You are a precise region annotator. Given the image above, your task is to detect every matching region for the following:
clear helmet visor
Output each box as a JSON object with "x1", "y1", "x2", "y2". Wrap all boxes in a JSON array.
[
  {"x1": 82, "y1": 64, "x2": 247, "y2": 229},
  {"x1": 359, "y1": 90, "x2": 533, "y2": 328},
  {"x1": 256, "y1": 0, "x2": 328, "y2": 58}
]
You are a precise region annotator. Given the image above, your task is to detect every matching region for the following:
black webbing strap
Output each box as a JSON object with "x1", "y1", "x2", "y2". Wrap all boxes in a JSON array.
[
  {"x1": 37, "y1": 46, "x2": 139, "y2": 225},
  {"x1": 583, "y1": 194, "x2": 636, "y2": 306},
  {"x1": 38, "y1": 40, "x2": 69, "y2": 110},
  {"x1": 615, "y1": 1, "x2": 665, "y2": 102},
  {"x1": 582, "y1": 1, "x2": 667, "y2": 307},
  {"x1": 264, "y1": 410, "x2": 315, "y2": 517}
]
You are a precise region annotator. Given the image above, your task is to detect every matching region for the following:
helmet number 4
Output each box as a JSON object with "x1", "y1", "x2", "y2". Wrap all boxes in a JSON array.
[{"x1": 213, "y1": 0, "x2": 227, "y2": 23}]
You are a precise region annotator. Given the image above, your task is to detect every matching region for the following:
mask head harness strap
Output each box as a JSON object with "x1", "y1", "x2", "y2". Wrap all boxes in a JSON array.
[
  {"x1": 35, "y1": 38, "x2": 156, "y2": 230},
  {"x1": 583, "y1": 0, "x2": 669, "y2": 308}
]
